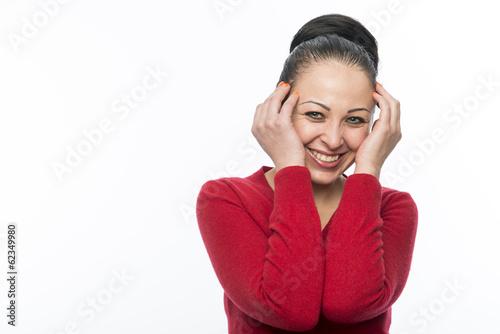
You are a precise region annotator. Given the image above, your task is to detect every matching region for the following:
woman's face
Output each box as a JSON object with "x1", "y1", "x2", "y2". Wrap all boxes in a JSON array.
[{"x1": 291, "y1": 61, "x2": 375, "y2": 186}]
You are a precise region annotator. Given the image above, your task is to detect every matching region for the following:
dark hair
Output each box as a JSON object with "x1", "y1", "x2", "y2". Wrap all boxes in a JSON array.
[{"x1": 278, "y1": 14, "x2": 378, "y2": 91}]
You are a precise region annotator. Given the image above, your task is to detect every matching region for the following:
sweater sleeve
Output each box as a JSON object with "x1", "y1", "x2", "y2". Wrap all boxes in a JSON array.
[
  {"x1": 196, "y1": 166, "x2": 325, "y2": 331},
  {"x1": 321, "y1": 173, "x2": 418, "y2": 323}
]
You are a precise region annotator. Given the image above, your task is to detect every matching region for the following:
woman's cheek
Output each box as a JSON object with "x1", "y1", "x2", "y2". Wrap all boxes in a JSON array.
[
  {"x1": 293, "y1": 120, "x2": 315, "y2": 142},
  {"x1": 345, "y1": 127, "x2": 369, "y2": 150}
]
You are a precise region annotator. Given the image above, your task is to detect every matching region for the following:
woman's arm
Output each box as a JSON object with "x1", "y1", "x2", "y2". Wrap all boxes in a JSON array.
[
  {"x1": 196, "y1": 166, "x2": 325, "y2": 331},
  {"x1": 321, "y1": 173, "x2": 418, "y2": 323}
]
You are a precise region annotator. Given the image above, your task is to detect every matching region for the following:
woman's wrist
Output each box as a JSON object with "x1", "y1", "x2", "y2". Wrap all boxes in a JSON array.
[
  {"x1": 275, "y1": 163, "x2": 306, "y2": 173},
  {"x1": 275, "y1": 158, "x2": 305, "y2": 172},
  {"x1": 353, "y1": 164, "x2": 381, "y2": 179}
]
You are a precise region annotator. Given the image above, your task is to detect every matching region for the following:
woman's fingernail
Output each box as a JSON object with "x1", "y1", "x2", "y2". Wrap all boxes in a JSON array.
[
  {"x1": 372, "y1": 91, "x2": 377, "y2": 94},
  {"x1": 292, "y1": 91, "x2": 298, "y2": 95},
  {"x1": 284, "y1": 83, "x2": 290, "y2": 87},
  {"x1": 377, "y1": 82, "x2": 383, "y2": 87},
  {"x1": 278, "y1": 81, "x2": 285, "y2": 87}
]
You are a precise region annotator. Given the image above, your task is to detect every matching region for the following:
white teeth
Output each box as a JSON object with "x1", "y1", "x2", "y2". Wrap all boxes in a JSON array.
[{"x1": 311, "y1": 150, "x2": 339, "y2": 162}]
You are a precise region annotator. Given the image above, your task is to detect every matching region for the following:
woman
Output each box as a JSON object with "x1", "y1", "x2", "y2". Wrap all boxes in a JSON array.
[{"x1": 197, "y1": 13, "x2": 418, "y2": 333}]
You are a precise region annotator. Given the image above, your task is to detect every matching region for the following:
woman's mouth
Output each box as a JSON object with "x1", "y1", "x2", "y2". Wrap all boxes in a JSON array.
[
  {"x1": 307, "y1": 148, "x2": 345, "y2": 168},
  {"x1": 310, "y1": 149, "x2": 339, "y2": 162}
]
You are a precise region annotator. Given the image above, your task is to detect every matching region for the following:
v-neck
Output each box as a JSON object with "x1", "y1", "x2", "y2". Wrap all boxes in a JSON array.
[{"x1": 258, "y1": 166, "x2": 339, "y2": 239}]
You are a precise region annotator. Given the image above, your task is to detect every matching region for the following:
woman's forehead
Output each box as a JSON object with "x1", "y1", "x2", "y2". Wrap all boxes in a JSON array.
[{"x1": 294, "y1": 63, "x2": 374, "y2": 108}]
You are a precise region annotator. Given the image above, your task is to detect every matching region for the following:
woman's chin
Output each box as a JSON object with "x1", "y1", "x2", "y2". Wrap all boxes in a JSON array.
[
  {"x1": 308, "y1": 169, "x2": 343, "y2": 186},
  {"x1": 304, "y1": 153, "x2": 354, "y2": 186}
]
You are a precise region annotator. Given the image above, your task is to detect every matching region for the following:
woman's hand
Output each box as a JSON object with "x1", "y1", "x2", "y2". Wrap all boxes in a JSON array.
[
  {"x1": 251, "y1": 82, "x2": 304, "y2": 172},
  {"x1": 354, "y1": 83, "x2": 402, "y2": 179}
]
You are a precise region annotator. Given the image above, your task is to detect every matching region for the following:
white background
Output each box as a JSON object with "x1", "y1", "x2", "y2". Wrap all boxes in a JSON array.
[{"x1": 1, "y1": 0, "x2": 499, "y2": 333}]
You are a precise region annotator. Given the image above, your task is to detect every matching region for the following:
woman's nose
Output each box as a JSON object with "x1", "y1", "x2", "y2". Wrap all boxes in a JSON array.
[{"x1": 320, "y1": 125, "x2": 344, "y2": 150}]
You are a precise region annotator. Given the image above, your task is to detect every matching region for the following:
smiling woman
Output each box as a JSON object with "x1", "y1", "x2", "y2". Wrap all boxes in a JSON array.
[{"x1": 196, "y1": 13, "x2": 418, "y2": 333}]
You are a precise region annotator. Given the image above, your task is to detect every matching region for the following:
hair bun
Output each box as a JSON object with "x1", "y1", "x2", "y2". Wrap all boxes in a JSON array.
[{"x1": 290, "y1": 14, "x2": 378, "y2": 69}]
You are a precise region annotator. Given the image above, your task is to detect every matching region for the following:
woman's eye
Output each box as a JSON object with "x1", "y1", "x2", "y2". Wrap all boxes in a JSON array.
[
  {"x1": 305, "y1": 112, "x2": 324, "y2": 119},
  {"x1": 346, "y1": 116, "x2": 366, "y2": 124}
]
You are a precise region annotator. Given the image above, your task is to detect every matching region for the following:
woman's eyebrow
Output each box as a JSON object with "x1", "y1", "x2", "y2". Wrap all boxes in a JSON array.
[
  {"x1": 299, "y1": 101, "x2": 370, "y2": 113},
  {"x1": 347, "y1": 107, "x2": 370, "y2": 113},
  {"x1": 299, "y1": 100, "x2": 330, "y2": 111}
]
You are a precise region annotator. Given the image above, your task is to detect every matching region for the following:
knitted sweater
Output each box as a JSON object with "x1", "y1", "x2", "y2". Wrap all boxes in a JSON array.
[{"x1": 196, "y1": 166, "x2": 418, "y2": 333}]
